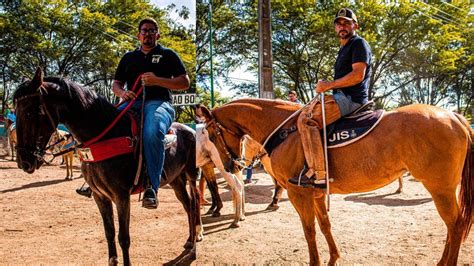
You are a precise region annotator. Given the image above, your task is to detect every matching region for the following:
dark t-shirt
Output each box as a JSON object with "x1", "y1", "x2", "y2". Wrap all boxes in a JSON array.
[
  {"x1": 114, "y1": 44, "x2": 187, "y2": 102},
  {"x1": 334, "y1": 35, "x2": 372, "y2": 104}
]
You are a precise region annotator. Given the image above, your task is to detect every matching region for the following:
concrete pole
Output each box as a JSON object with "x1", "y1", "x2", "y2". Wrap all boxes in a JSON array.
[{"x1": 258, "y1": 0, "x2": 274, "y2": 99}]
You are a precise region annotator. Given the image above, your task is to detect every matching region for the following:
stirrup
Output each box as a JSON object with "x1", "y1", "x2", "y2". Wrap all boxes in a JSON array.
[{"x1": 288, "y1": 166, "x2": 328, "y2": 189}]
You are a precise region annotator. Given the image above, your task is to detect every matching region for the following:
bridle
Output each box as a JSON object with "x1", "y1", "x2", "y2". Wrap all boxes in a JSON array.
[
  {"x1": 204, "y1": 117, "x2": 267, "y2": 170},
  {"x1": 14, "y1": 84, "x2": 64, "y2": 163},
  {"x1": 14, "y1": 76, "x2": 144, "y2": 165},
  {"x1": 204, "y1": 118, "x2": 245, "y2": 169},
  {"x1": 204, "y1": 104, "x2": 304, "y2": 171}
]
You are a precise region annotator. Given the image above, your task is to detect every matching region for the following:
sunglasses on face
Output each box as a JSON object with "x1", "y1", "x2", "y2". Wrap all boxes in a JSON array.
[{"x1": 140, "y1": 28, "x2": 157, "y2": 35}]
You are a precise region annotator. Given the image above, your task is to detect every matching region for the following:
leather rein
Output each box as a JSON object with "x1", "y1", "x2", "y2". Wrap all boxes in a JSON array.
[
  {"x1": 14, "y1": 76, "x2": 144, "y2": 163},
  {"x1": 204, "y1": 118, "x2": 267, "y2": 169},
  {"x1": 204, "y1": 104, "x2": 306, "y2": 170}
]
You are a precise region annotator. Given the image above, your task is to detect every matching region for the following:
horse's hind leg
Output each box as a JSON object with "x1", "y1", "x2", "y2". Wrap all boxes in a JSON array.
[
  {"x1": 170, "y1": 176, "x2": 197, "y2": 249},
  {"x1": 395, "y1": 177, "x2": 403, "y2": 194},
  {"x1": 93, "y1": 194, "x2": 118, "y2": 265},
  {"x1": 287, "y1": 184, "x2": 321, "y2": 266},
  {"x1": 423, "y1": 184, "x2": 463, "y2": 265},
  {"x1": 189, "y1": 175, "x2": 203, "y2": 244},
  {"x1": 267, "y1": 178, "x2": 284, "y2": 211},
  {"x1": 116, "y1": 197, "x2": 131, "y2": 266},
  {"x1": 314, "y1": 197, "x2": 340, "y2": 265},
  {"x1": 434, "y1": 193, "x2": 463, "y2": 265}
]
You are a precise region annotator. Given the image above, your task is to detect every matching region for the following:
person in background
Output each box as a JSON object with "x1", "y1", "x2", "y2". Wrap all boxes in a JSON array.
[{"x1": 288, "y1": 90, "x2": 302, "y2": 104}]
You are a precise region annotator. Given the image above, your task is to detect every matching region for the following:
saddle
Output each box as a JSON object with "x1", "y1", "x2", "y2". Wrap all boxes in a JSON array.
[{"x1": 264, "y1": 101, "x2": 384, "y2": 154}]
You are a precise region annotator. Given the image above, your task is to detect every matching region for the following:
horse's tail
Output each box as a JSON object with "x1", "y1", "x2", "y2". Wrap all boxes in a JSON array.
[{"x1": 453, "y1": 112, "x2": 473, "y2": 242}]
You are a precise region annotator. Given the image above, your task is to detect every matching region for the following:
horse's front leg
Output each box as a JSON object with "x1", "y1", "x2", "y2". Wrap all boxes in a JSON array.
[
  {"x1": 208, "y1": 144, "x2": 245, "y2": 226},
  {"x1": 287, "y1": 184, "x2": 321, "y2": 266},
  {"x1": 222, "y1": 172, "x2": 245, "y2": 227},
  {"x1": 267, "y1": 178, "x2": 284, "y2": 211},
  {"x1": 314, "y1": 197, "x2": 340, "y2": 265},
  {"x1": 116, "y1": 196, "x2": 131, "y2": 266},
  {"x1": 93, "y1": 193, "x2": 118, "y2": 265}
]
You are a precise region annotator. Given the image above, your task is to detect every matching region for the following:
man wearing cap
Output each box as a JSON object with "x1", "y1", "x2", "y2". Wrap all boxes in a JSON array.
[{"x1": 289, "y1": 8, "x2": 372, "y2": 188}]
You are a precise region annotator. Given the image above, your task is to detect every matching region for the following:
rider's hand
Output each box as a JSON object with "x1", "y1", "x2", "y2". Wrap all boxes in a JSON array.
[
  {"x1": 315, "y1": 80, "x2": 332, "y2": 93},
  {"x1": 141, "y1": 72, "x2": 158, "y2": 86},
  {"x1": 120, "y1": 90, "x2": 137, "y2": 101}
]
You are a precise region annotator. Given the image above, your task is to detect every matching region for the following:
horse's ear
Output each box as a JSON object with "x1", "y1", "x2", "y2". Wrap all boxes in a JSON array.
[
  {"x1": 195, "y1": 104, "x2": 213, "y2": 122},
  {"x1": 32, "y1": 67, "x2": 44, "y2": 88}
]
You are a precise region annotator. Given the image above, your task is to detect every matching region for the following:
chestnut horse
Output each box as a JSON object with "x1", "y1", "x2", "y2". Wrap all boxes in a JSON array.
[
  {"x1": 240, "y1": 134, "x2": 404, "y2": 210},
  {"x1": 48, "y1": 129, "x2": 76, "y2": 180},
  {"x1": 196, "y1": 98, "x2": 473, "y2": 265},
  {"x1": 5, "y1": 119, "x2": 16, "y2": 161},
  {"x1": 14, "y1": 68, "x2": 201, "y2": 265}
]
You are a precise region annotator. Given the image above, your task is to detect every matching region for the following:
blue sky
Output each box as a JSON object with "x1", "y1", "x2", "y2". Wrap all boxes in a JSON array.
[{"x1": 150, "y1": 0, "x2": 196, "y2": 28}]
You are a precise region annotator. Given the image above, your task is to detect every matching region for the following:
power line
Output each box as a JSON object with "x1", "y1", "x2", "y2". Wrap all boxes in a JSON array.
[
  {"x1": 407, "y1": 3, "x2": 461, "y2": 27},
  {"x1": 419, "y1": 1, "x2": 460, "y2": 22},
  {"x1": 441, "y1": 2, "x2": 464, "y2": 12}
]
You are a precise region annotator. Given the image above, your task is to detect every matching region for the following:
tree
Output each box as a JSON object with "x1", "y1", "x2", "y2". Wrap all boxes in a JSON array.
[{"x1": 0, "y1": 0, "x2": 196, "y2": 122}]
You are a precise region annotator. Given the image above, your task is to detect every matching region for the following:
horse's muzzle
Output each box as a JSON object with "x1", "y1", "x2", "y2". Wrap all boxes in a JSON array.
[
  {"x1": 19, "y1": 161, "x2": 35, "y2": 173},
  {"x1": 16, "y1": 149, "x2": 38, "y2": 174}
]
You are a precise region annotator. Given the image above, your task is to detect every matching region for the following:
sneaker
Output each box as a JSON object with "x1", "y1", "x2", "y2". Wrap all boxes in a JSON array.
[
  {"x1": 142, "y1": 188, "x2": 158, "y2": 209},
  {"x1": 288, "y1": 171, "x2": 327, "y2": 188},
  {"x1": 76, "y1": 186, "x2": 92, "y2": 198}
]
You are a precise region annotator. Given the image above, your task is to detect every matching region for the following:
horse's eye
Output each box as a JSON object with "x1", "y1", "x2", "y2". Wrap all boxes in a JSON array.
[{"x1": 209, "y1": 136, "x2": 215, "y2": 142}]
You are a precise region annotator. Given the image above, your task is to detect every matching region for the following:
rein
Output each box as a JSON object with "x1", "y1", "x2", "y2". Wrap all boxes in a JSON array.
[
  {"x1": 15, "y1": 76, "x2": 144, "y2": 162},
  {"x1": 206, "y1": 99, "x2": 314, "y2": 169},
  {"x1": 204, "y1": 119, "x2": 248, "y2": 168}
]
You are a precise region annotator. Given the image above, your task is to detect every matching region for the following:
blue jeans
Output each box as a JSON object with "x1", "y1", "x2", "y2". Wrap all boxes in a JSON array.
[
  {"x1": 332, "y1": 91, "x2": 363, "y2": 116},
  {"x1": 119, "y1": 99, "x2": 175, "y2": 192}
]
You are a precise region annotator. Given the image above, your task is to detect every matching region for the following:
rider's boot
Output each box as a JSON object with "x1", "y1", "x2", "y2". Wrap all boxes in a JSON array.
[{"x1": 289, "y1": 96, "x2": 341, "y2": 188}]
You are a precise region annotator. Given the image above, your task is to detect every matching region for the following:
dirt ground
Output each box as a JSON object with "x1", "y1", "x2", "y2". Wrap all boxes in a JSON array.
[{"x1": 1, "y1": 157, "x2": 473, "y2": 265}]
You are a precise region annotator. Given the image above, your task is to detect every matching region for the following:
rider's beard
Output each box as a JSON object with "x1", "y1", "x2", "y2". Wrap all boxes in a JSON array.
[
  {"x1": 339, "y1": 30, "x2": 353, "y2": 40},
  {"x1": 143, "y1": 37, "x2": 155, "y2": 47}
]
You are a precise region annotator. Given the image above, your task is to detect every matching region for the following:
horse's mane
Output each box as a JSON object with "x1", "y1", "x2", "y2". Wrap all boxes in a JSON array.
[
  {"x1": 14, "y1": 76, "x2": 118, "y2": 118},
  {"x1": 215, "y1": 97, "x2": 301, "y2": 115},
  {"x1": 227, "y1": 97, "x2": 301, "y2": 107}
]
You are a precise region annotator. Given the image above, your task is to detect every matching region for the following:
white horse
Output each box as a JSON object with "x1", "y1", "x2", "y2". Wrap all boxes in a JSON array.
[{"x1": 196, "y1": 124, "x2": 245, "y2": 227}]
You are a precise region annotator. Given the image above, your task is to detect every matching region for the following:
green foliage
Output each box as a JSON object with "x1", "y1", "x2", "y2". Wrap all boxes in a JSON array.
[
  {"x1": 197, "y1": 1, "x2": 472, "y2": 114},
  {"x1": 0, "y1": 0, "x2": 195, "y2": 116}
]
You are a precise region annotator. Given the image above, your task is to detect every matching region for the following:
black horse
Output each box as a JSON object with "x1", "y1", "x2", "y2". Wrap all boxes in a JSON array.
[{"x1": 13, "y1": 68, "x2": 201, "y2": 265}]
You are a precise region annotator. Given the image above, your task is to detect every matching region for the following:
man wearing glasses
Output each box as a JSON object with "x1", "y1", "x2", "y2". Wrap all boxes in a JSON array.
[{"x1": 112, "y1": 17, "x2": 190, "y2": 208}]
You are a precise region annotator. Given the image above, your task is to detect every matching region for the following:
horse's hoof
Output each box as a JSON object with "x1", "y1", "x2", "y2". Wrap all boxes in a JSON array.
[
  {"x1": 239, "y1": 216, "x2": 246, "y2": 221},
  {"x1": 197, "y1": 234, "x2": 203, "y2": 242},
  {"x1": 395, "y1": 189, "x2": 402, "y2": 194},
  {"x1": 266, "y1": 204, "x2": 280, "y2": 211},
  {"x1": 230, "y1": 221, "x2": 240, "y2": 228},
  {"x1": 184, "y1": 241, "x2": 194, "y2": 249},
  {"x1": 212, "y1": 212, "x2": 221, "y2": 217},
  {"x1": 108, "y1": 256, "x2": 118, "y2": 266}
]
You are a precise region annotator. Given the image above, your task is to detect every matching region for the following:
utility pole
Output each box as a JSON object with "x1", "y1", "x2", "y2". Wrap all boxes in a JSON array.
[
  {"x1": 208, "y1": 0, "x2": 215, "y2": 107},
  {"x1": 258, "y1": 0, "x2": 274, "y2": 99}
]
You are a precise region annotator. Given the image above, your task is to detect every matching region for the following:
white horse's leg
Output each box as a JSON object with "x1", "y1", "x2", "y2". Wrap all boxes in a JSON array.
[{"x1": 209, "y1": 144, "x2": 244, "y2": 227}]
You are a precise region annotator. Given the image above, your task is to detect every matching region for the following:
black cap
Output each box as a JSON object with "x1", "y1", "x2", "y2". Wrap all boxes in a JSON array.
[{"x1": 334, "y1": 8, "x2": 358, "y2": 24}]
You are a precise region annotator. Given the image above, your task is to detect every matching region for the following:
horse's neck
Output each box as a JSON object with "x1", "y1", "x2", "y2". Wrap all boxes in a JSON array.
[
  {"x1": 219, "y1": 100, "x2": 298, "y2": 144},
  {"x1": 60, "y1": 97, "x2": 123, "y2": 142}
]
